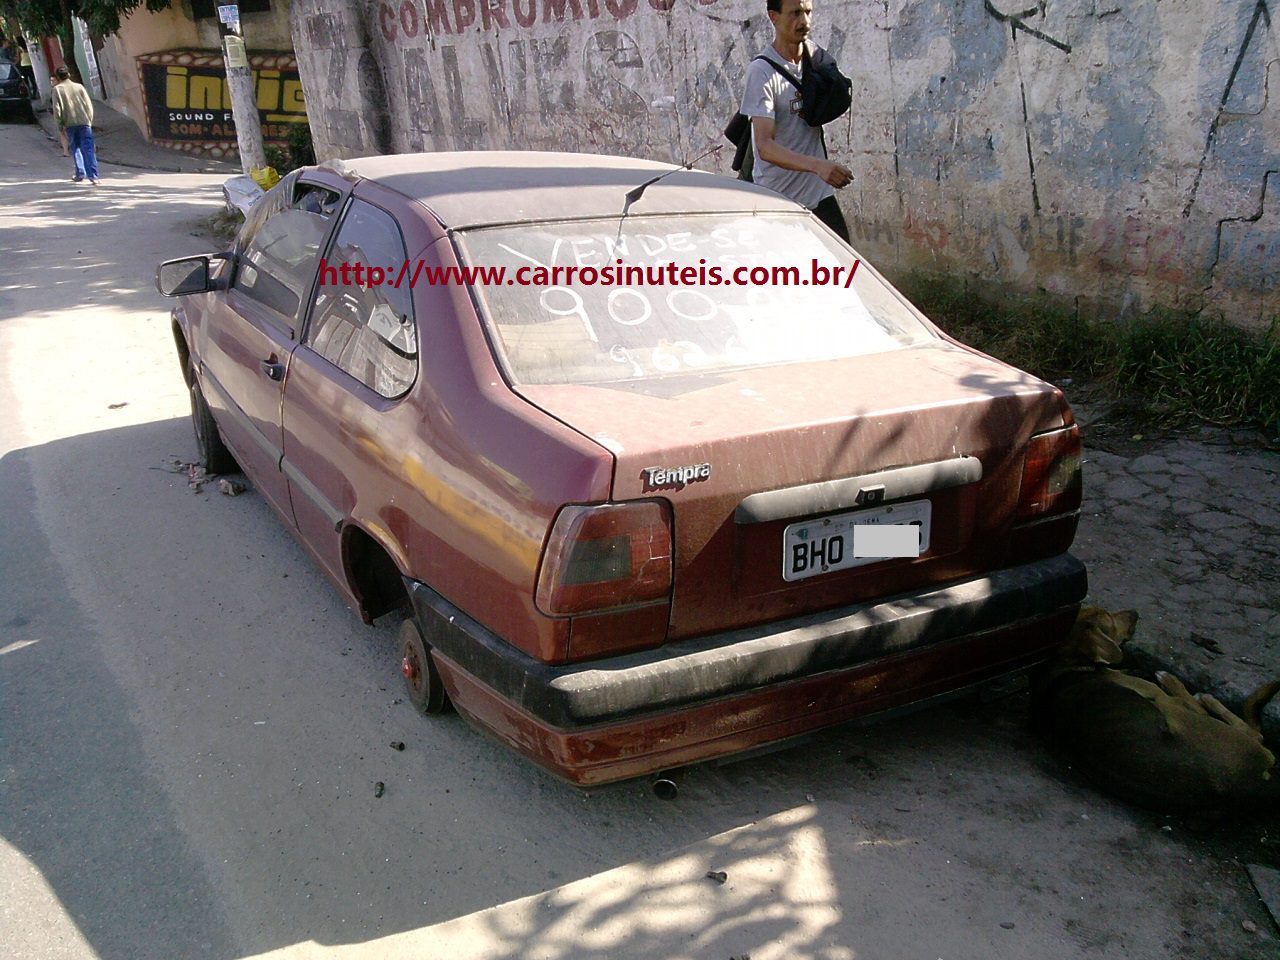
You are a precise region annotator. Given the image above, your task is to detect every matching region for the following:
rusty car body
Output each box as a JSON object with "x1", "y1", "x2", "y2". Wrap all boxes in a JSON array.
[{"x1": 158, "y1": 152, "x2": 1086, "y2": 785}]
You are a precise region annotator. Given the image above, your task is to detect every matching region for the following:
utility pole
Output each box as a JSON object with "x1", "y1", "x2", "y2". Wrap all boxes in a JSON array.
[{"x1": 217, "y1": 3, "x2": 266, "y2": 175}]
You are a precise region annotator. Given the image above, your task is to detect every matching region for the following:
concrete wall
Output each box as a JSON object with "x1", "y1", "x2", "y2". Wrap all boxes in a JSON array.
[
  {"x1": 98, "y1": 6, "x2": 201, "y2": 125},
  {"x1": 192, "y1": 1, "x2": 295, "y2": 51},
  {"x1": 290, "y1": 0, "x2": 1280, "y2": 329},
  {"x1": 97, "y1": 0, "x2": 294, "y2": 140}
]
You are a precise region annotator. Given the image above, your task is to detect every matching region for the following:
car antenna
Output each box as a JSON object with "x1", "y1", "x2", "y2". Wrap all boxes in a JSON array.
[{"x1": 619, "y1": 143, "x2": 722, "y2": 222}]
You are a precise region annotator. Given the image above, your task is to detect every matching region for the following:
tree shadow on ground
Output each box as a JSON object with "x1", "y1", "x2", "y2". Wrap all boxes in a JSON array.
[{"x1": 0, "y1": 128, "x2": 227, "y2": 320}]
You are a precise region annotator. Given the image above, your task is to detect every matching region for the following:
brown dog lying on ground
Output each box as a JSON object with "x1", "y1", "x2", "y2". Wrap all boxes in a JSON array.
[{"x1": 1035, "y1": 607, "x2": 1280, "y2": 812}]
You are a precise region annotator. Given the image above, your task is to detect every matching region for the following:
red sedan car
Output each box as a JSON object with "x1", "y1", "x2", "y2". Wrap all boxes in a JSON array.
[{"x1": 158, "y1": 152, "x2": 1085, "y2": 786}]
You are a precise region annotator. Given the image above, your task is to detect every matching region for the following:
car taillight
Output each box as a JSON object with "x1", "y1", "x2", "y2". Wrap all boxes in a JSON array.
[
  {"x1": 1017, "y1": 425, "x2": 1082, "y2": 520},
  {"x1": 536, "y1": 501, "x2": 673, "y2": 616}
]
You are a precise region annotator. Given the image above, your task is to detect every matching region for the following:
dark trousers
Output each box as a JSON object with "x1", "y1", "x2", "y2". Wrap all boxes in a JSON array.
[{"x1": 812, "y1": 195, "x2": 851, "y2": 245}]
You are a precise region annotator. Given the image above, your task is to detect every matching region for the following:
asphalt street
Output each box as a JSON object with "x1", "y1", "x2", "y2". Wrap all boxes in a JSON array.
[{"x1": 1, "y1": 119, "x2": 1277, "y2": 960}]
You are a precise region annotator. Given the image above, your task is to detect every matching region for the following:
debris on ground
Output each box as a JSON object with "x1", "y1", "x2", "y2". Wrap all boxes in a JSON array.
[
  {"x1": 705, "y1": 870, "x2": 727, "y2": 884},
  {"x1": 108, "y1": 402, "x2": 128, "y2": 409},
  {"x1": 390, "y1": 741, "x2": 406, "y2": 751},
  {"x1": 155, "y1": 458, "x2": 213, "y2": 492},
  {"x1": 203, "y1": 208, "x2": 245, "y2": 243},
  {"x1": 1190, "y1": 634, "x2": 1224, "y2": 655},
  {"x1": 217, "y1": 478, "x2": 246, "y2": 496},
  {"x1": 374, "y1": 781, "x2": 385, "y2": 798}
]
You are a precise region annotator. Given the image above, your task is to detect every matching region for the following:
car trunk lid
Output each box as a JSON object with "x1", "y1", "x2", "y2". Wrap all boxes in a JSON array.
[{"x1": 515, "y1": 342, "x2": 1073, "y2": 641}]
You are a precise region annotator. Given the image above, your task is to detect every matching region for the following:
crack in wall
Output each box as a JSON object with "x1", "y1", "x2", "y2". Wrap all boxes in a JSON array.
[
  {"x1": 882, "y1": 0, "x2": 900, "y2": 188},
  {"x1": 981, "y1": 0, "x2": 1072, "y2": 224},
  {"x1": 1183, "y1": 0, "x2": 1272, "y2": 218},
  {"x1": 1205, "y1": 168, "x2": 1279, "y2": 292},
  {"x1": 1219, "y1": 55, "x2": 1280, "y2": 120},
  {"x1": 1011, "y1": 26, "x2": 1043, "y2": 214}
]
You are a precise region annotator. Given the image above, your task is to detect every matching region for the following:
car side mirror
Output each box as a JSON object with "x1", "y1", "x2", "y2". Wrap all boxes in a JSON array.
[
  {"x1": 157, "y1": 255, "x2": 211, "y2": 296},
  {"x1": 156, "y1": 253, "x2": 232, "y2": 297}
]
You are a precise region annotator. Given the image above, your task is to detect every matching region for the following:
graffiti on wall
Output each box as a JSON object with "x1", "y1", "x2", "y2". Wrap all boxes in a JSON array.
[
  {"x1": 137, "y1": 50, "x2": 307, "y2": 155},
  {"x1": 855, "y1": 209, "x2": 1191, "y2": 288},
  {"x1": 298, "y1": 0, "x2": 768, "y2": 162},
  {"x1": 981, "y1": 0, "x2": 1071, "y2": 53},
  {"x1": 289, "y1": 0, "x2": 1279, "y2": 324},
  {"x1": 374, "y1": 0, "x2": 679, "y2": 39}
]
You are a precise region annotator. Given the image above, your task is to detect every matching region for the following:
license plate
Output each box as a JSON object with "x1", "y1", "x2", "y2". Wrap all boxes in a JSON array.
[{"x1": 782, "y1": 500, "x2": 931, "y2": 582}]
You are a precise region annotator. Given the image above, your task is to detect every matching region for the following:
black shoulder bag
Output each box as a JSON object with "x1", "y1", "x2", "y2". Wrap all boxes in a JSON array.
[
  {"x1": 798, "y1": 44, "x2": 852, "y2": 127},
  {"x1": 724, "y1": 46, "x2": 853, "y2": 182}
]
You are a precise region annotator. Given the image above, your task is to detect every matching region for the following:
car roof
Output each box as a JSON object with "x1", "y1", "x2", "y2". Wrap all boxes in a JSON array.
[{"x1": 337, "y1": 151, "x2": 801, "y2": 230}]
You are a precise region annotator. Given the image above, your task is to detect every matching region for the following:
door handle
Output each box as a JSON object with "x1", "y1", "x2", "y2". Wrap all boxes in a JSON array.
[{"x1": 259, "y1": 359, "x2": 285, "y2": 382}]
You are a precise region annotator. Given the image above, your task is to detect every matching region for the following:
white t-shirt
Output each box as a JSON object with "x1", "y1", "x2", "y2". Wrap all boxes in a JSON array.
[{"x1": 739, "y1": 42, "x2": 832, "y2": 210}]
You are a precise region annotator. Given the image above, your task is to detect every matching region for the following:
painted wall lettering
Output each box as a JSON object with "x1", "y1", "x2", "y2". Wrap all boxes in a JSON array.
[
  {"x1": 139, "y1": 51, "x2": 306, "y2": 147},
  {"x1": 289, "y1": 0, "x2": 1280, "y2": 328},
  {"x1": 374, "y1": 0, "x2": 683, "y2": 41}
]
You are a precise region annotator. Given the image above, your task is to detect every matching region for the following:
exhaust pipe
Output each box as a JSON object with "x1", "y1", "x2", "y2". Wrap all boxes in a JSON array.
[{"x1": 651, "y1": 772, "x2": 678, "y2": 800}]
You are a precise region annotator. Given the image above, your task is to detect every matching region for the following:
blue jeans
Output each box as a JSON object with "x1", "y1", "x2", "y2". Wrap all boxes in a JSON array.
[{"x1": 66, "y1": 125, "x2": 99, "y2": 181}]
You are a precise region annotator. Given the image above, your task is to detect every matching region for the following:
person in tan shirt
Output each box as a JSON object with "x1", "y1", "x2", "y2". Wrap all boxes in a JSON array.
[
  {"x1": 52, "y1": 66, "x2": 99, "y2": 184},
  {"x1": 17, "y1": 39, "x2": 37, "y2": 98}
]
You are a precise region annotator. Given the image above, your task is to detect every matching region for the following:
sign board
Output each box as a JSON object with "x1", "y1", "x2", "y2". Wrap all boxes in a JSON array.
[{"x1": 138, "y1": 51, "x2": 306, "y2": 148}]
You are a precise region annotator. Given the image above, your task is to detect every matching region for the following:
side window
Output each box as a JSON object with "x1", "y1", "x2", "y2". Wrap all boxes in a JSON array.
[
  {"x1": 233, "y1": 179, "x2": 340, "y2": 324},
  {"x1": 305, "y1": 200, "x2": 417, "y2": 399}
]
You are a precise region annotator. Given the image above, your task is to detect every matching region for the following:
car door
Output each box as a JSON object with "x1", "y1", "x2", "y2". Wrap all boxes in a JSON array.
[
  {"x1": 282, "y1": 196, "x2": 421, "y2": 588},
  {"x1": 198, "y1": 177, "x2": 342, "y2": 520}
]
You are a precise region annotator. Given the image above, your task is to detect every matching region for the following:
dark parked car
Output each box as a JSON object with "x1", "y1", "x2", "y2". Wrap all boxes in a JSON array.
[
  {"x1": 158, "y1": 153, "x2": 1085, "y2": 786},
  {"x1": 0, "y1": 61, "x2": 35, "y2": 123}
]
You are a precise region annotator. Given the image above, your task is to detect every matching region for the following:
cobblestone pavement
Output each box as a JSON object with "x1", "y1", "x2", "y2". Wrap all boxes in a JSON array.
[{"x1": 1070, "y1": 409, "x2": 1280, "y2": 741}]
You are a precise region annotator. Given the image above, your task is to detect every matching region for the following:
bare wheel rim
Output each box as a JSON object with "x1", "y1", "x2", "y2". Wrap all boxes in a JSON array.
[{"x1": 398, "y1": 619, "x2": 449, "y2": 714}]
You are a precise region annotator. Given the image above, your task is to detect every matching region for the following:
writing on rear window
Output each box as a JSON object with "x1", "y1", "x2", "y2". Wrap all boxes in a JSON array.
[{"x1": 459, "y1": 214, "x2": 935, "y2": 385}]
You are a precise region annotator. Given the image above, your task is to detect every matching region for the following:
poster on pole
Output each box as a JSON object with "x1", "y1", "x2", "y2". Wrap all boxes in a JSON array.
[
  {"x1": 223, "y1": 36, "x2": 248, "y2": 69},
  {"x1": 217, "y1": 4, "x2": 241, "y2": 34}
]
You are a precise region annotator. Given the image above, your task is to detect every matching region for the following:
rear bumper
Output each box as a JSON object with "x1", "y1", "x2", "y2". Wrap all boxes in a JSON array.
[{"x1": 407, "y1": 553, "x2": 1086, "y2": 783}]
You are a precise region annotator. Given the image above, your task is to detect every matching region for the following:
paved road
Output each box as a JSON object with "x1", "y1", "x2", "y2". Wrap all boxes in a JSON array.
[{"x1": 1, "y1": 120, "x2": 1276, "y2": 960}]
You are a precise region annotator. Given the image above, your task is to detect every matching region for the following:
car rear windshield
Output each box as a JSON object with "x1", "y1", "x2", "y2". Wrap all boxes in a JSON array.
[
  {"x1": 0, "y1": 63, "x2": 18, "y2": 81},
  {"x1": 457, "y1": 213, "x2": 936, "y2": 386}
]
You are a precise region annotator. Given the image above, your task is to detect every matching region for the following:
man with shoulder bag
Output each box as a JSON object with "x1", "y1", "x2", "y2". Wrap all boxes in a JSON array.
[{"x1": 731, "y1": 0, "x2": 854, "y2": 242}]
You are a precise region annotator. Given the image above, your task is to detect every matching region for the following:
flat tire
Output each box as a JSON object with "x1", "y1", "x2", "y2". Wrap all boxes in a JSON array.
[{"x1": 189, "y1": 366, "x2": 238, "y2": 475}]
